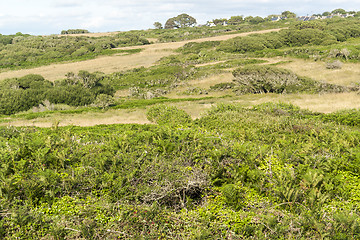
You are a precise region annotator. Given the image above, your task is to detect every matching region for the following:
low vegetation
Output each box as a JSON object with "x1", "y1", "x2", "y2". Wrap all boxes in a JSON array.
[
  {"x1": 0, "y1": 9, "x2": 360, "y2": 240},
  {"x1": 1, "y1": 103, "x2": 360, "y2": 239}
]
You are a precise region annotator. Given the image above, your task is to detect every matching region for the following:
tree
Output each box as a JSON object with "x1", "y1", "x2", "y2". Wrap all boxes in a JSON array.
[
  {"x1": 249, "y1": 16, "x2": 265, "y2": 24},
  {"x1": 165, "y1": 18, "x2": 177, "y2": 29},
  {"x1": 164, "y1": 14, "x2": 197, "y2": 29},
  {"x1": 228, "y1": 16, "x2": 244, "y2": 25},
  {"x1": 281, "y1": 11, "x2": 296, "y2": 18},
  {"x1": 331, "y1": 8, "x2": 346, "y2": 15},
  {"x1": 212, "y1": 18, "x2": 227, "y2": 26},
  {"x1": 153, "y1": 22, "x2": 163, "y2": 29},
  {"x1": 244, "y1": 16, "x2": 254, "y2": 22}
]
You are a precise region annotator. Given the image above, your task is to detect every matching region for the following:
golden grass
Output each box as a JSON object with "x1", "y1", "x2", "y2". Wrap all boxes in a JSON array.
[
  {"x1": 0, "y1": 108, "x2": 150, "y2": 128},
  {"x1": 186, "y1": 72, "x2": 233, "y2": 89},
  {"x1": 278, "y1": 59, "x2": 360, "y2": 86},
  {"x1": 0, "y1": 28, "x2": 284, "y2": 82},
  {"x1": 233, "y1": 92, "x2": 360, "y2": 113}
]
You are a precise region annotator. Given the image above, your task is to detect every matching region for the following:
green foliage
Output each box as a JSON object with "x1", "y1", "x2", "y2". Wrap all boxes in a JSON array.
[
  {"x1": 0, "y1": 72, "x2": 114, "y2": 115},
  {"x1": 165, "y1": 13, "x2": 197, "y2": 29},
  {"x1": 228, "y1": 16, "x2": 244, "y2": 25},
  {"x1": 321, "y1": 109, "x2": 360, "y2": 127},
  {"x1": 146, "y1": 105, "x2": 192, "y2": 125},
  {"x1": 0, "y1": 34, "x2": 148, "y2": 69},
  {"x1": 61, "y1": 29, "x2": 90, "y2": 34},
  {"x1": 217, "y1": 18, "x2": 360, "y2": 62},
  {"x1": 1, "y1": 102, "x2": 360, "y2": 238}
]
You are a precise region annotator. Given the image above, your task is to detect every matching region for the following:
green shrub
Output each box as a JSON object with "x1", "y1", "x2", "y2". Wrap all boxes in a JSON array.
[{"x1": 146, "y1": 105, "x2": 192, "y2": 125}]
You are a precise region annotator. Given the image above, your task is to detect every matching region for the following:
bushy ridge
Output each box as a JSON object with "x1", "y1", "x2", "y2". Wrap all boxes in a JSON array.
[
  {"x1": 0, "y1": 33, "x2": 148, "y2": 69},
  {"x1": 217, "y1": 18, "x2": 360, "y2": 61},
  {"x1": 0, "y1": 103, "x2": 360, "y2": 238}
]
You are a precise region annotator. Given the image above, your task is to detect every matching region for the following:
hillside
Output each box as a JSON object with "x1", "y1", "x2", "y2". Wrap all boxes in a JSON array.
[{"x1": 0, "y1": 15, "x2": 360, "y2": 239}]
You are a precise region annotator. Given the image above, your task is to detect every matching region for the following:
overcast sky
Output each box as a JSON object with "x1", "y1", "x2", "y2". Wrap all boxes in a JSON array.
[{"x1": 0, "y1": 0, "x2": 359, "y2": 35}]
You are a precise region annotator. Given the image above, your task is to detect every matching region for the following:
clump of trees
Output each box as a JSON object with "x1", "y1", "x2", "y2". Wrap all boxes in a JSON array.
[
  {"x1": 164, "y1": 13, "x2": 197, "y2": 29},
  {"x1": 61, "y1": 29, "x2": 90, "y2": 34}
]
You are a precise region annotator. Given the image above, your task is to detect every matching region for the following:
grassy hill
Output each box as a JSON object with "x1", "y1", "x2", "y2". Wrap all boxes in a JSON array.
[{"x1": 0, "y1": 16, "x2": 360, "y2": 239}]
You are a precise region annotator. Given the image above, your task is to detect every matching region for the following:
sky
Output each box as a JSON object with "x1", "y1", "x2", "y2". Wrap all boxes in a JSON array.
[{"x1": 0, "y1": 0, "x2": 359, "y2": 35}]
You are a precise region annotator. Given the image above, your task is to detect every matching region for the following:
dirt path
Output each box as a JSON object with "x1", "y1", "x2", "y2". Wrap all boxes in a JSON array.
[{"x1": 0, "y1": 28, "x2": 284, "y2": 81}]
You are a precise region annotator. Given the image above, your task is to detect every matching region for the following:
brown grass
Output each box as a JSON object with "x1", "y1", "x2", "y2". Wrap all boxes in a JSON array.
[
  {"x1": 277, "y1": 59, "x2": 360, "y2": 86},
  {"x1": 0, "y1": 108, "x2": 150, "y2": 128},
  {"x1": 0, "y1": 28, "x2": 284, "y2": 82}
]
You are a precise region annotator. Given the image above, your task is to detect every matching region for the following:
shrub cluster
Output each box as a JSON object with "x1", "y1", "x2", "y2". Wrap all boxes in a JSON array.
[
  {"x1": 0, "y1": 72, "x2": 115, "y2": 115},
  {"x1": 217, "y1": 18, "x2": 360, "y2": 56}
]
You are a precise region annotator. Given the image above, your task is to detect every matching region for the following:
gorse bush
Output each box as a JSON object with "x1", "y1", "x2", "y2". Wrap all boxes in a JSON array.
[{"x1": 146, "y1": 105, "x2": 192, "y2": 125}]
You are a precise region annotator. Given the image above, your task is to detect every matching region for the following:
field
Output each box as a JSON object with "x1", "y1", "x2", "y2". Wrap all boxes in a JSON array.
[{"x1": 1, "y1": 17, "x2": 360, "y2": 239}]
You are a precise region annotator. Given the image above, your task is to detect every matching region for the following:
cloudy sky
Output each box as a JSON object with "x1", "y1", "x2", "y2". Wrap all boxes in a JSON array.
[{"x1": 0, "y1": 0, "x2": 358, "y2": 35}]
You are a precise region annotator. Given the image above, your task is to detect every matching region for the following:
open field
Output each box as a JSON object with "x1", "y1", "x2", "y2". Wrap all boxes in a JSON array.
[{"x1": 0, "y1": 28, "x2": 283, "y2": 81}]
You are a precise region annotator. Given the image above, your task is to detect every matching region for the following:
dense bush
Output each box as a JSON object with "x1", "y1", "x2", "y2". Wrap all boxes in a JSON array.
[
  {"x1": 146, "y1": 105, "x2": 192, "y2": 125},
  {"x1": 0, "y1": 72, "x2": 115, "y2": 114}
]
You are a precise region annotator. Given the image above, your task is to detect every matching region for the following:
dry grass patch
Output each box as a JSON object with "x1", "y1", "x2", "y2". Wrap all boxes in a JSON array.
[
  {"x1": 186, "y1": 72, "x2": 233, "y2": 89},
  {"x1": 278, "y1": 59, "x2": 360, "y2": 86},
  {"x1": 233, "y1": 92, "x2": 360, "y2": 113},
  {"x1": 0, "y1": 109, "x2": 150, "y2": 127}
]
